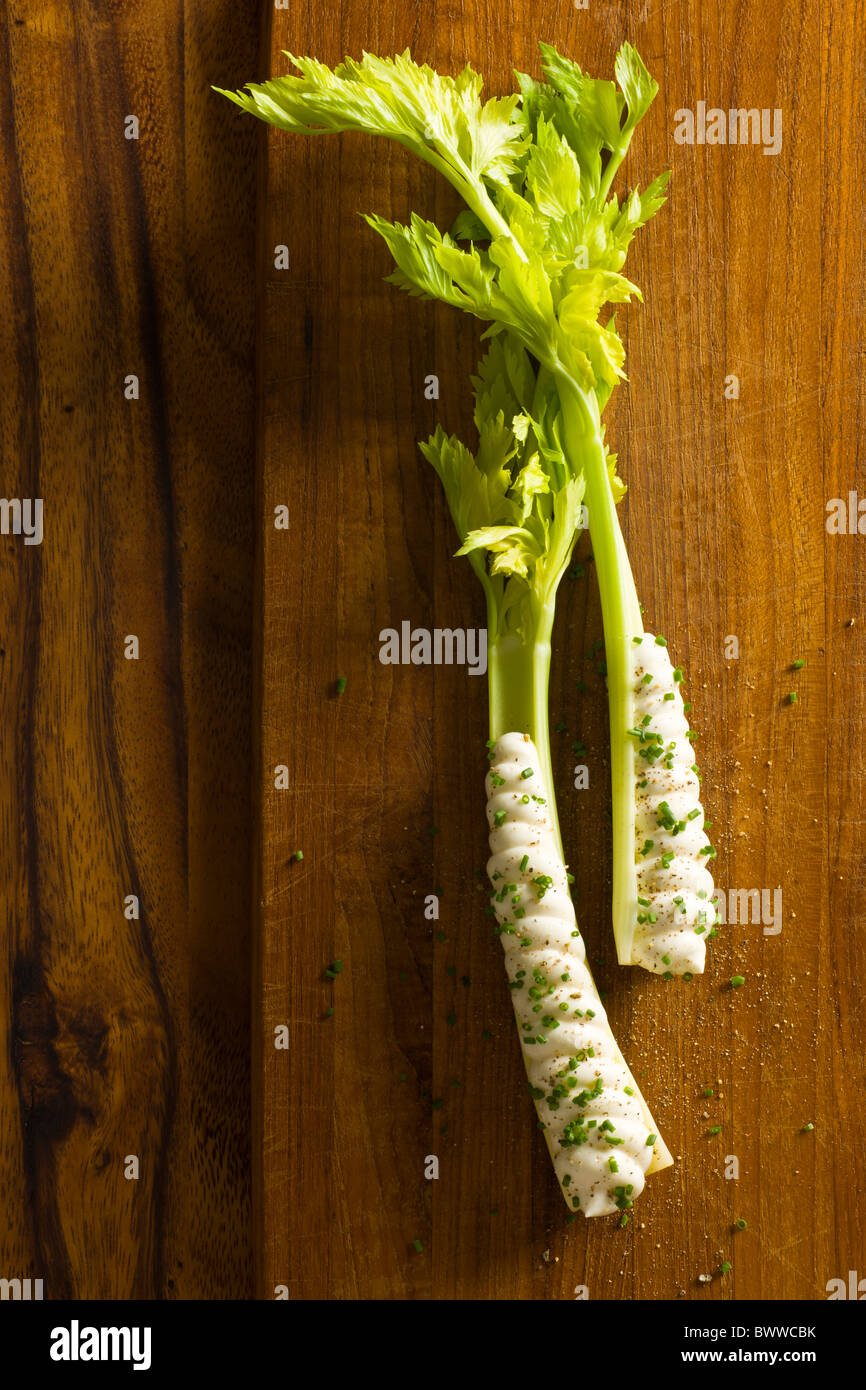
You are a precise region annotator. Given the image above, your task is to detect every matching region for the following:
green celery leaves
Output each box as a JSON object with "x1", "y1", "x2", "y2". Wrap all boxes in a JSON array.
[
  {"x1": 218, "y1": 40, "x2": 667, "y2": 638},
  {"x1": 216, "y1": 50, "x2": 528, "y2": 189}
]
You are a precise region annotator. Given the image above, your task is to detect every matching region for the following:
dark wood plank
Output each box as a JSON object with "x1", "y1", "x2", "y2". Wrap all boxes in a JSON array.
[{"x1": 0, "y1": 0, "x2": 259, "y2": 1299}]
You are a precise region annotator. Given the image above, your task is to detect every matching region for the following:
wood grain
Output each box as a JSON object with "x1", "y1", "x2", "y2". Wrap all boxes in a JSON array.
[
  {"x1": 0, "y1": 0, "x2": 259, "y2": 1298},
  {"x1": 255, "y1": 0, "x2": 864, "y2": 1300}
]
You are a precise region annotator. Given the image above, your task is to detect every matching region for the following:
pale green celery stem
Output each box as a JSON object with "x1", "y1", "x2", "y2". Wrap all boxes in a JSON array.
[
  {"x1": 409, "y1": 143, "x2": 529, "y2": 262},
  {"x1": 597, "y1": 118, "x2": 640, "y2": 205},
  {"x1": 466, "y1": 181, "x2": 524, "y2": 256},
  {"x1": 597, "y1": 141, "x2": 629, "y2": 206},
  {"x1": 558, "y1": 381, "x2": 643, "y2": 965},
  {"x1": 488, "y1": 602, "x2": 562, "y2": 859}
]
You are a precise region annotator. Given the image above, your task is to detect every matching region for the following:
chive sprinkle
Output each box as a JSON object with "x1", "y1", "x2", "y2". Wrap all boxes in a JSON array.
[{"x1": 335, "y1": 676, "x2": 347, "y2": 694}]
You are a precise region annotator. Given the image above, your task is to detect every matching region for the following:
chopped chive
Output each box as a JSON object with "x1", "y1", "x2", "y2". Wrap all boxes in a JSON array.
[{"x1": 335, "y1": 676, "x2": 347, "y2": 694}]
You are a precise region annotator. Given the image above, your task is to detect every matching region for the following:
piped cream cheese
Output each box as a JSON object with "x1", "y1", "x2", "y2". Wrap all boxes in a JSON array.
[
  {"x1": 486, "y1": 732, "x2": 671, "y2": 1217},
  {"x1": 629, "y1": 636, "x2": 716, "y2": 975}
]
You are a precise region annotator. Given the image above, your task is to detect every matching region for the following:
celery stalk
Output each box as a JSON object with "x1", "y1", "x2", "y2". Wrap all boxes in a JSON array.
[
  {"x1": 558, "y1": 381, "x2": 642, "y2": 963},
  {"x1": 219, "y1": 38, "x2": 713, "y2": 1210}
]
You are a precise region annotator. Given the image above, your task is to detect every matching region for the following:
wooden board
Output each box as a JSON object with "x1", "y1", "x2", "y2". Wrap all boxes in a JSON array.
[
  {"x1": 255, "y1": 0, "x2": 865, "y2": 1301},
  {"x1": 0, "y1": 0, "x2": 259, "y2": 1299}
]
